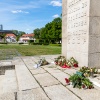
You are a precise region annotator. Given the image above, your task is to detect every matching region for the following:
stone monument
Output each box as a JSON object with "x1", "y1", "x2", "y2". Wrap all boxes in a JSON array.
[{"x1": 62, "y1": 0, "x2": 100, "y2": 68}]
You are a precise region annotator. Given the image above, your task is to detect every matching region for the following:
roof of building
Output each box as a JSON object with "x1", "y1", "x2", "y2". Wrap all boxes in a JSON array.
[
  {"x1": 5, "y1": 33, "x2": 16, "y2": 37},
  {"x1": 22, "y1": 33, "x2": 34, "y2": 37}
]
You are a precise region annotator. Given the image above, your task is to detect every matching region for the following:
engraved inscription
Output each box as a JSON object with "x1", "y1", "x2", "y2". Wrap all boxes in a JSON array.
[{"x1": 67, "y1": 0, "x2": 88, "y2": 45}]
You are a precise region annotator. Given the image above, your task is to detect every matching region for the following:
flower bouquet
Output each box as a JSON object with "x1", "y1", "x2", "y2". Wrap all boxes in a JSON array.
[
  {"x1": 54, "y1": 56, "x2": 79, "y2": 68},
  {"x1": 69, "y1": 57, "x2": 78, "y2": 68},
  {"x1": 54, "y1": 56, "x2": 66, "y2": 67},
  {"x1": 79, "y1": 66, "x2": 98, "y2": 77},
  {"x1": 54, "y1": 56, "x2": 62, "y2": 65},
  {"x1": 65, "y1": 73, "x2": 94, "y2": 89},
  {"x1": 40, "y1": 57, "x2": 49, "y2": 66}
]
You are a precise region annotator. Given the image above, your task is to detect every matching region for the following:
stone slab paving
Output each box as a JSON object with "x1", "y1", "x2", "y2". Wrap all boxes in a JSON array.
[
  {"x1": 66, "y1": 85, "x2": 100, "y2": 100},
  {"x1": 40, "y1": 55, "x2": 60, "y2": 60},
  {"x1": 0, "y1": 55, "x2": 100, "y2": 100},
  {"x1": 31, "y1": 56, "x2": 41, "y2": 62},
  {"x1": 89, "y1": 77, "x2": 100, "y2": 89},
  {"x1": 90, "y1": 78, "x2": 100, "y2": 84},
  {"x1": 43, "y1": 67, "x2": 62, "y2": 74},
  {"x1": 12, "y1": 57, "x2": 25, "y2": 65},
  {"x1": 18, "y1": 88, "x2": 49, "y2": 100},
  {"x1": 39, "y1": 55, "x2": 59, "y2": 58},
  {"x1": 22, "y1": 57, "x2": 37, "y2": 70},
  {"x1": 15, "y1": 65, "x2": 40, "y2": 91},
  {"x1": 34, "y1": 73, "x2": 60, "y2": 87},
  {"x1": 3, "y1": 70, "x2": 18, "y2": 93},
  {"x1": 51, "y1": 71, "x2": 70, "y2": 85},
  {"x1": 44, "y1": 84, "x2": 80, "y2": 100},
  {"x1": 56, "y1": 66, "x2": 68, "y2": 71},
  {"x1": 0, "y1": 92, "x2": 15, "y2": 100},
  {"x1": 64, "y1": 68, "x2": 78, "y2": 75},
  {"x1": 41, "y1": 63, "x2": 56, "y2": 69},
  {"x1": 30, "y1": 68, "x2": 46, "y2": 75}
]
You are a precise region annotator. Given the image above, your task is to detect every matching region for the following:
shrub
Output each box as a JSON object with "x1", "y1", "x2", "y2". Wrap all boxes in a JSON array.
[
  {"x1": 0, "y1": 42, "x2": 8, "y2": 44},
  {"x1": 28, "y1": 40, "x2": 34, "y2": 45},
  {"x1": 19, "y1": 42, "x2": 24, "y2": 44}
]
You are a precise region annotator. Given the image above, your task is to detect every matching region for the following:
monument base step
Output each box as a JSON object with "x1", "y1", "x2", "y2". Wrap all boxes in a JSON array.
[{"x1": 3, "y1": 70, "x2": 18, "y2": 93}]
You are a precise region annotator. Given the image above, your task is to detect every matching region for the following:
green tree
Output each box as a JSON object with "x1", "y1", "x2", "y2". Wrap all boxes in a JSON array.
[
  {"x1": 52, "y1": 17, "x2": 62, "y2": 43},
  {"x1": 12, "y1": 30, "x2": 19, "y2": 35},
  {"x1": 33, "y1": 17, "x2": 62, "y2": 44},
  {"x1": 40, "y1": 27, "x2": 46, "y2": 39},
  {"x1": 42, "y1": 17, "x2": 62, "y2": 43},
  {"x1": 18, "y1": 31, "x2": 25, "y2": 36},
  {"x1": 33, "y1": 28, "x2": 40, "y2": 39}
]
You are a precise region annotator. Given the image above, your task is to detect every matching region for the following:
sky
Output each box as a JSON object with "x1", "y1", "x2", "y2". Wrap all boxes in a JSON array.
[{"x1": 0, "y1": 0, "x2": 62, "y2": 33}]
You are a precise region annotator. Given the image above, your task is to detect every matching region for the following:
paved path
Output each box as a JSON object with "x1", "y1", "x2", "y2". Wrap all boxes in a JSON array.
[{"x1": 0, "y1": 55, "x2": 100, "y2": 100}]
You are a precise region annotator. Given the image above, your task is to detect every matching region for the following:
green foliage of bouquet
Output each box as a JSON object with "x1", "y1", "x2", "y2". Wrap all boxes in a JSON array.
[{"x1": 68, "y1": 73, "x2": 94, "y2": 89}]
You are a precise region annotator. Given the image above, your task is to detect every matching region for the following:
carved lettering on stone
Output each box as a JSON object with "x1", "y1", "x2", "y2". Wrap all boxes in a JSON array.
[{"x1": 67, "y1": 0, "x2": 88, "y2": 45}]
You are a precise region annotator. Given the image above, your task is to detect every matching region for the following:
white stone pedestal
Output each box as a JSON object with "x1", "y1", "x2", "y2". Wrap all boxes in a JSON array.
[{"x1": 62, "y1": 0, "x2": 100, "y2": 68}]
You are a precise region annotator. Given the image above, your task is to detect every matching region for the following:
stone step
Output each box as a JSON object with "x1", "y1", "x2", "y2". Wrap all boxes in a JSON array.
[
  {"x1": 0, "y1": 65, "x2": 15, "y2": 70},
  {"x1": 30, "y1": 68, "x2": 46, "y2": 75},
  {"x1": 22, "y1": 57, "x2": 37, "y2": 70},
  {"x1": 44, "y1": 85, "x2": 80, "y2": 100},
  {"x1": 15, "y1": 65, "x2": 39, "y2": 91},
  {"x1": 0, "y1": 61, "x2": 12, "y2": 66},
  {"x1": 17, "y1": 88, "x2": 49, "y2": 100},
  {"x1": 51, "y1": 71, "x2": 70, "y2": 85},
  {"x1": 34, "y1": 73, "x2": 59, "y2": 87},
  {"x1": 66, "y1": 85, "x2": 100, "y2": 100},
  {"x1": 43, "y1": 67, "x2": 62, "y2": 74},
  {"x1": 3, "y1": 70, "x2": 18, "y2": 93},
  {"x1": 0, "y1": 75, "x2": 4, "y2": 94},
  {"x1": 0, "y1": 92, "x2": 15, "y2": 100}
]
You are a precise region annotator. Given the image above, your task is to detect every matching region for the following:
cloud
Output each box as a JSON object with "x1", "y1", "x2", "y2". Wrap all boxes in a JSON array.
[
  {"x1": 0, "y1": 1, "x2": 39, "y2": 13},
  {"x1": 50, "y1": 0, "x2": 62, "y2": 6},
  {"x1": 11, "y1": 10, "x2": 29, "y2": 14},
  {"x1": 52, "y1": 14, "x2": 59, "y2": 18},
  {"x1": 26, "y1": 28, "x2": 30, "y2": 30}
]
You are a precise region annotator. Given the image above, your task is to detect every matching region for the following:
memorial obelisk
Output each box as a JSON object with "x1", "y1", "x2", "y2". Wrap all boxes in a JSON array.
[{"x1": 62, "y1": 0, "x2": 100, "y2": 68}]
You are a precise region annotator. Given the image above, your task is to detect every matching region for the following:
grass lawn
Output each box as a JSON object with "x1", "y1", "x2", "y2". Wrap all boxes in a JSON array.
[{"x1": 0, "y1": 44, "x2": 61, "y2": 56}]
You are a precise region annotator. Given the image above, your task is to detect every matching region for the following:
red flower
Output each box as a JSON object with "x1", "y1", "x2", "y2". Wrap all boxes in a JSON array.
[
  {"x1": 62, "y1": 64, "x2": 71, "y2": 68},
  {"x1": 82, "y1": 84, "x2": 85, "y2": 88},
  {"x1": 67, "y1": 65, "x2": 71, "y2": 68},
  {"x1": 65, "y1": 78, "x2": 70, "y2": 84},
  {"x1": 73, "y1": 64, "x2": 78, "y2": 67},
  {"x1": 62, "y1": 64, "x2": 67, "y2": 68}
]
